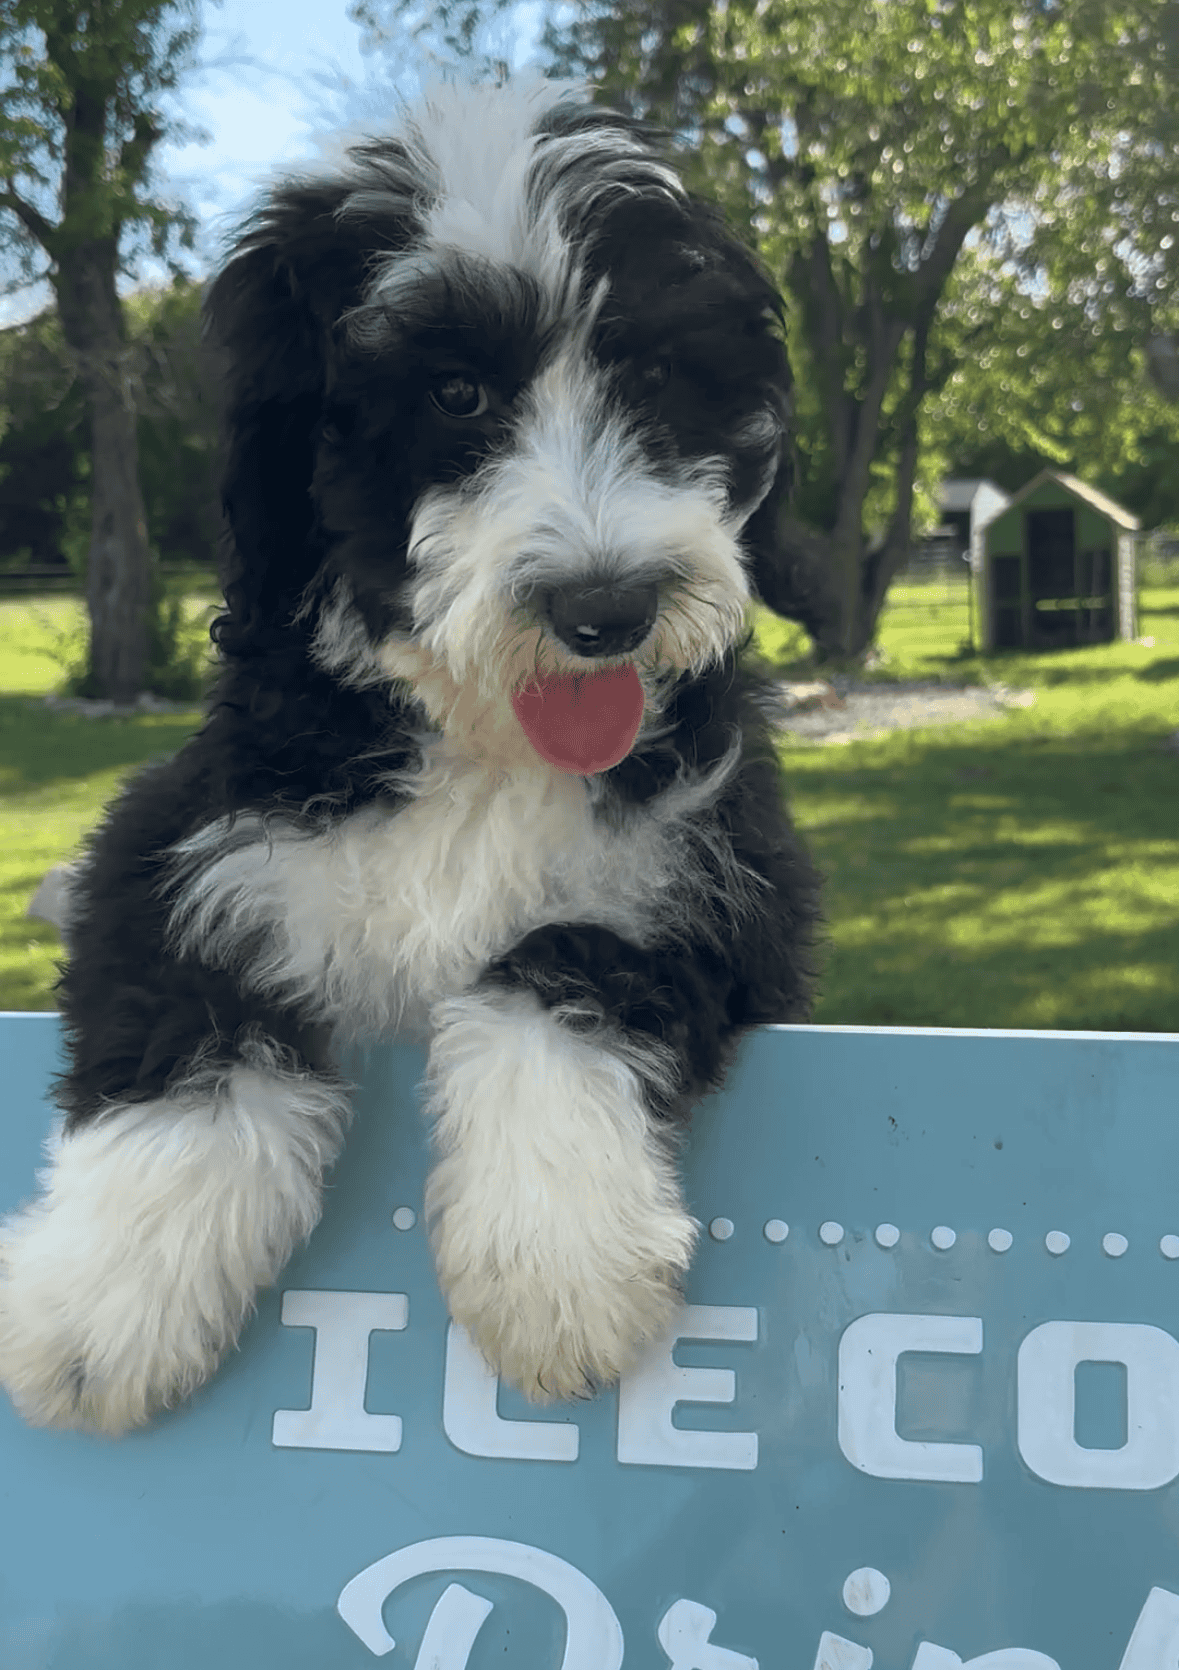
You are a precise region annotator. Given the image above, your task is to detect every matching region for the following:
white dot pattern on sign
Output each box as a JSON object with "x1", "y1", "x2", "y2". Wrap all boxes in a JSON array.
[
  {"x1": 391, "y1": 1206, "x2": 416, "y2": 1232},
  {"x1": 694, "y1": 1219, "x2": 1170, "y2": 1255},
  {"x1": 842, "y1": 1566, "x2": 891, "y2": 1618}
]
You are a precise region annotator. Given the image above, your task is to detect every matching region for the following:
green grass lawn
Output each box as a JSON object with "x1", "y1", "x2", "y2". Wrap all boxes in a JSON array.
[
  {"x1": 1, "y1": 586, "x2": 1177, "y2": 1029},
  {"x1": 764, "y1": 583, "x2": 1179, "y2": 1032},
  {"x1": 0, "y1": 595, "x2": 211, "y2": 1011}
]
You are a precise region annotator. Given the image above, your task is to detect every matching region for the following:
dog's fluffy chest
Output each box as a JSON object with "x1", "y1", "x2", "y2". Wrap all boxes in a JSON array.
[{"x1": 169, "y1": 740, "x2": 672, "y2": 1037}]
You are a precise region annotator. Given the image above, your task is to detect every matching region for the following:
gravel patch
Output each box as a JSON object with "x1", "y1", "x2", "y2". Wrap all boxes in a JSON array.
[
  {"x1": 774, "y1": 679, "x2": 1036, "y2": 745},
  {"x1": 42, "y1": 692, "x2": 194, "y2": 717},
  {"x1": 38, "y1": 682, "x2": 1040, "y2": 742}
]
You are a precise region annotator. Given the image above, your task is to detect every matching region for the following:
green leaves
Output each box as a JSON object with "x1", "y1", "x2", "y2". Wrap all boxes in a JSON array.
[
  {"x1": 349, "y1": 0, "x2": 1179, "y2": 648},
  {"x1": 0, "y1": 279, "x2": 218, "y2": 574},
  {"x1": 0, "y1": 0, "x2": 202, "y2": 268},
  {"x1": 927, "y1": 244, "x2": 1179, "y2": 527}
]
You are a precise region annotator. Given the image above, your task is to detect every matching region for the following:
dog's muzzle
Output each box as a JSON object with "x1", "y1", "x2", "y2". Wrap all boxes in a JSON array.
[{"x1": 544, "y1": 581, "x2": 659, "y2": 659}]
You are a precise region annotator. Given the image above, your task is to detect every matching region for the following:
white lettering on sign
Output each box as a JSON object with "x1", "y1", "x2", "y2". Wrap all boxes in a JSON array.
[
  {"x1": 1017, "y1": 1322, "x2": 1179, "y2": 1489},
  {"x1": 272, "y1": 1289, "x2": 407, "y2": 1452},
  {"x1": 410, "y1": 1584, "x2": 493, "y2": 1670},
  {"x1": 336, "y1": 1535, "x2": 624, "y2": 1666},
  {"x1": 911, "y1": 1647, "x2": 1059, "y2": 1668},
  {"x1": 812, "y1": 1632, "x2": 873, "y2": 1669},
  {"x1": 657, "y1": 1599, "x2": 758, "y2": 1669},
  {"x1": 334, "y1": 1541, "x2": 1178, "y2": 1670},
  {"x1": 838, "y1": 1314, "x2": 984, "y2": 1483},
  {"x1": 1116, "y1": 1586, "x2": 1179, "y2": 1669},
  {"x1": 617, "y1": 1304, "x2": 759, "y2": 1470},
  {"x1": 273, "y1": 1292, "x2": 1179, "y2": 1494},
  {"x1": 442, "y1": 1323, "x2": 579, "y2": 1462}
]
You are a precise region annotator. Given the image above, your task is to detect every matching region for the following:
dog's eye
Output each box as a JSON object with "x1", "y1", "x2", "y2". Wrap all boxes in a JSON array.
[
  {"x1": 430, "y1": 375, "x2": 489, "y2": 418},
  {"x1": 640, "y1": 358, "x2": 672, "y2": 393},
  {"x1": 320, "y1": 403, "x2": 356, "y2": 445}
]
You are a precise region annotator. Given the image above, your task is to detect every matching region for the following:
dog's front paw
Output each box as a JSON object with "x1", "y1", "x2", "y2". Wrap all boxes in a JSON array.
[
  {"x1": 0, "y1": 1208, "x2": 232, "y2": 1436},
  {"x1": 424, "y1": 989, "x2": 701, "y2": 1401},
  {"x1": 0, "y1": 1056, "x2": 344, "y2": 1435},
  {"x1": 0, "y1": 1297, "x2": 203, "y2": 1437},
  {"x1": 430, "y1": 1199, "x2": 696, "y2": 1401}
]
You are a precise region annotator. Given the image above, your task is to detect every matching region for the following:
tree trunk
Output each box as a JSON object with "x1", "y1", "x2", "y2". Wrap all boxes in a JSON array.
[
  {"x1": 772, "y1": 499, "x2": 901, "y2": 664},
  {"x1": 769, "y1": 300, "x2": 943, "y2": 664},
  {"x1": 853, "y1": 320, "x2": 932, "y2": 654},
  {"x1": 773, "y1": 519, "x2": 903, "y2": 664},
  {"x1": 54, "y1": 239, "x2": 154, "y2": 705}
]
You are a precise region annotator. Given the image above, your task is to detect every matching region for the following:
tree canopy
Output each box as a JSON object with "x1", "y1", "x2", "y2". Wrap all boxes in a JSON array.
[
  {"x1": 0, "y1": 0, "x2": 206, "y2": 699},
  {"x1": 0, "y1": 279, "x2": 219, "y2": 575},
  {"x1": 926, "y1": 246, "x2": 1179, "y2": 530},
  {"x1": 0, "y1": 0, "x2": 202, "y2": 287},
  {"x1": 355, "y1": 0, "x2": 1178, "y2": 658}
]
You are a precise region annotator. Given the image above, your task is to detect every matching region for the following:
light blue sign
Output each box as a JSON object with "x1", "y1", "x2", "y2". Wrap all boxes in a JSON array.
[{"x1": 3, "y1": 1014, "x2": 1179, "y2": 1668}]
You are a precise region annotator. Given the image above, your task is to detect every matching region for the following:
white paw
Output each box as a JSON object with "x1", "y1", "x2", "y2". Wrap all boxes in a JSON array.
[
  {"x1": 432, "y1": 1200, "x2": 695, "y2": 1401},
  {"x1": 0, "y1": 1054, "x2": 346, "y2": 1434},
  {"x1": 425, "y1": 989, "x2": 698, "y2": 1402},
  {"x1": 0, "y1": 1210, "x2": 236, "y2": 1435}
]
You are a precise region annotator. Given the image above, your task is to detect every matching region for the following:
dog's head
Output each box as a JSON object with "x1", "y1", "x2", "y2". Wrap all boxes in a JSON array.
[{"x1": 207, "y1": 79, "x2": 792, "y2": 774}]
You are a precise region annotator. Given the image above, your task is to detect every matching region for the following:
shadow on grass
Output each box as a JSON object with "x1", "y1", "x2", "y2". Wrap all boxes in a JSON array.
[
  {"x1": 0, "y1": 696, "x2": 202, "y2": 790},
  {"x1": 773, "y1": 646, "x2": 1166, "y2": 691},
  {"x1": 0, "y1": 926, "x2": 61, "y2": 1012},
  {"x1": 1136, "y1": 658, "x2": 1179, "y2": 683},
  {"x1": 783, "y1": 728, "x2": 1179, "y2": 1032},
  {"x1": 962, "y1": 654, "x2": 1155, "y2": 689},
  {"x1": 818, "y1": 917, "x2": 1179, "y2": 1033}
]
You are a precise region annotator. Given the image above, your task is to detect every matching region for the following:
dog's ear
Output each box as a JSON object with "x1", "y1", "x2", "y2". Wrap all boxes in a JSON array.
[
  {"x1": 741, "y1": 423, "x2": 836, "y2": 647},
  {"x1": 205, "y1": 177, "x2": 411, "y2": 654}
]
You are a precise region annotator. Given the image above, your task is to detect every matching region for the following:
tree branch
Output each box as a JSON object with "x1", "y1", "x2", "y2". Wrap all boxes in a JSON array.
[
  {"x1": 832, "y1": 305, "x2": 905, "y2": 549},
  {"x1": 0, "y1": 182, "x2": 59, "y2": 256},
  {"x1": 793, "y1": 234, "x2": 856, "y2": 486},
  {"x1": 117, "y1": 112, "x2": 163, "y2": 191},
  {"x1": 869, "y1": 312, "x2": 932, "y2": 621},
  {"x1": 760, "y1": 508, "x2": 840, "y2": 643},
  {"x1": 912, "y1": 175, "x2": 1000, "y2": 316}
]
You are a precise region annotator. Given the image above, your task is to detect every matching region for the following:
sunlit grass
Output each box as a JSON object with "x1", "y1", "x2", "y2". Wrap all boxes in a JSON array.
[
  {"x1": 762, "y1": 584, "x2": 1179, "y2": 1032},
  {"x1": 0, "y1": 595, "x2": 89, "y2": 697},
  {"x1": 0, "y1": 699, "x2": 206, "y2": 1009},
  {"x1": 2, "y1": 586, "x2": 1177, "y2": 1028},
  {"x1": 0, "y1": 593, "x2": 209, "y2": 1009},
  {"x1": 0, "y1": 591, "x2": 218, "y2": 698}
]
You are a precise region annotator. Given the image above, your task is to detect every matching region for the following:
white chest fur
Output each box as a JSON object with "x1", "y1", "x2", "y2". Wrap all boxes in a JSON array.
[{"x1": 166, "y1": 737, "x2": 682, "y2": 1039}]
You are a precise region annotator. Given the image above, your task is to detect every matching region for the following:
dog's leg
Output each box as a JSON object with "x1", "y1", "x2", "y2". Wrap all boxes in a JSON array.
[
  {"x1": 424, "y1": 989, "x2": 696, "y2": 1401},
  {"x1": 0, "y1": 1038, "x2": 349, "y2": 1434}
]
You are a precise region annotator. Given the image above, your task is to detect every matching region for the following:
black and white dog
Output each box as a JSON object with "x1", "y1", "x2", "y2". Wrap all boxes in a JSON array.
[{"x1": 0, "y1": 79, "x2": 819, "y2": 1434}]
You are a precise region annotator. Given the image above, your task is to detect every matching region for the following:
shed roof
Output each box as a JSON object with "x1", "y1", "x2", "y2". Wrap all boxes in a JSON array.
[
  {"x1": 992, "y1": 468, "x2": 1140, "y2": 532},
  {"x1": 938, "y1": 477, "x2": 1009, "y2": 513}
]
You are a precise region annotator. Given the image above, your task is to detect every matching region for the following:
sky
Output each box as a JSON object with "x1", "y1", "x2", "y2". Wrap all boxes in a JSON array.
[
  {"x1": 1, "y1": 0, "x2": 543, "y2": 325},
  {"x1": 164, "y1": 0, "x2": 374, "y2": 247}
]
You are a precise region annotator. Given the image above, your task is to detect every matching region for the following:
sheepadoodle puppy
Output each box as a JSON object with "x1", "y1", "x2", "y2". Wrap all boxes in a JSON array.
[{"x1": 0, "y1": 78, "x2": 820, "y2": 1434}]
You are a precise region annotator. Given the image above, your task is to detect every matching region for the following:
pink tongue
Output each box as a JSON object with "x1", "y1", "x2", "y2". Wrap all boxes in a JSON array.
[{"x1": 511, "y1": 665, "x2": 645, "y2": 775}]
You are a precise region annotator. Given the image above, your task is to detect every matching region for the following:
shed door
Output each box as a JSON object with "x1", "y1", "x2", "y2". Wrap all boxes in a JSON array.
[
  {"x1": 991, "y1": 555, "x2": 1022, "y2": 647},
  {"x1": 1027, "y1": 508, "x2": 1077, "y2": 644}
]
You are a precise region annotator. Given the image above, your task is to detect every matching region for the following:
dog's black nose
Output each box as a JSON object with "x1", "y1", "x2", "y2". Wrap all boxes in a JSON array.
[{"x1": 545, "y1": 581, "x2": 659, "y2": 658}]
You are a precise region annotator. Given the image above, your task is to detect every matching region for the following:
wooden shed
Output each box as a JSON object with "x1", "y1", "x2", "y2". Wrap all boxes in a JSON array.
[
  {"x1": 972, "y1": 469, "x2": 1139, "y2": 651},
  {"x1": 937, "y1": 477, "x2": 1011, "y2": 558}
]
